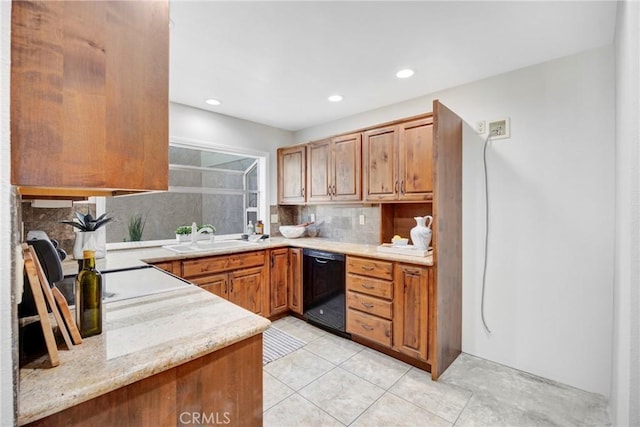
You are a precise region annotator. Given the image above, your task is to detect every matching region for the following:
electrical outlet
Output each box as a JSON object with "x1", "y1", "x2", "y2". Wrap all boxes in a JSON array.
[
  {"x1": 476, "y1": 120, "x2": 486, "y2": 134},
  {"x1": 359, "y1": 214, "x2": 365, "y2": 225},
  {"x1": 488, "y1": 118, "x2": 510, "y2": 139}
]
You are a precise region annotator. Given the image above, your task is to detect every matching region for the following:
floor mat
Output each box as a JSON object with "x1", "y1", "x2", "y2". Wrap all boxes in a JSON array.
[{"x1": 263, "y1": 326, "x2": 306, "y2": 366}]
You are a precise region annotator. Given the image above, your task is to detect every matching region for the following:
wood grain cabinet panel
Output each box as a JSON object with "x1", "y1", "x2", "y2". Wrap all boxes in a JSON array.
[
  {"x1": 288, "y1": 248, "x2": 303, "y2": 315},
  {"x1": 278, "y1": 145, "x2": 306, "y2": 204},
  {"x1": 11, "y1": 1, "x2": 169, "y2": 196},
  {"x1": 269, "y1": 249, "x2": 289, "y2": 316},
  {"x1": 307, "y1": 133, "x2": 361, "y2": 203},
  {"x1": 347, "y1": 309, "x2": 392, "y2": 348},
  {"x1": 229, "y1": 267, "x2": 265, "y2": 316},
  {"x1": 346, "y1": 257, "x2": 394, "y2": 281},
  {"x1": 191, "y1": 273, "x2": 229, "y2": 299},
  {"x1": 363, "y1": 117, "x2": 434, "y2": 202},
  {"x1": 393, "y1": 264, "x2": 430, "y2": 362}
]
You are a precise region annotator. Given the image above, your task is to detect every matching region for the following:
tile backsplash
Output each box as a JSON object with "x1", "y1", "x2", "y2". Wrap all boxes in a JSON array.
[{"x1": 271, "y1": 204, "x2": 381, "y2": 245}]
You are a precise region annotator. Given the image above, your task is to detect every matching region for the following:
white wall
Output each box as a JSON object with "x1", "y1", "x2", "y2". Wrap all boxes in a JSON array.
[
  {"x1": 170, "y1": 102, "x2": 295, "y2": 206},
  {"x1": 0, "y1": 2, "x2": 14, "y2": 425},
  {"x1": 295, "y1": 46, "x2": 616, "y2": 396},
  {"x1": 611, "y1": 1, "x2": 640, "y2": 425}
]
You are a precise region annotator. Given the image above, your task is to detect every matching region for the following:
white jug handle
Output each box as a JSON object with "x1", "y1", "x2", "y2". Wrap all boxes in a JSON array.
[{"x1": 424, "y1": 215, "x2": 433, "y2": 229}]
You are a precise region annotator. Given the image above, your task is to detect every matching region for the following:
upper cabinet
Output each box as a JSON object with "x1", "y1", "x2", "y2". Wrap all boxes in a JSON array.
[
  {"x1": 363, "y1": 117, "x2": 433, "y2": 202},
  {"x1": 277, "y1": 145, "x2": 306, "y2": 205},
  {"x1": 307, "y1": 133, "x2": 361, "y2": 203},
  {"x1": 11, "y1": 1, "x2": 169, "y2": 198}
]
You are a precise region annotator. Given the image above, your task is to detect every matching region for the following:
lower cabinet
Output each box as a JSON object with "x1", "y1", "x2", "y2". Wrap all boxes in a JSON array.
[
  {"x1": 269, "y1": 248, "x2": 289, "y2": 316},
  {"x1": 393, "y1": 263, "x2": 431, "y2": 362},
  {"x1": 181, "y1": 251, "x2": 267, "y2": 316},
  {"x1": 288, "y1": 248, "x2": 303, "y2": 315},
  {"x1": 346, "y1": 255, "x2": 431, "y2": 363}
]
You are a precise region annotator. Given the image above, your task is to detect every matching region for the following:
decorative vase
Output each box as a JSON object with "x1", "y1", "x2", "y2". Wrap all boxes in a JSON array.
[
  {"x1": 176, "y1": 234, "x2": 191, "y2": 243},
  {"x1": 410, "y1": 215, "x2": 433, "y2": 250},
  {"x1": 73, "y1": 228, "x2": 106, "y2": 259}
]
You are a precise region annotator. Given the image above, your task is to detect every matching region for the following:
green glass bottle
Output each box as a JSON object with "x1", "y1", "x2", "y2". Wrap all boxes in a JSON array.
[{"x1": 75, "y1": 249, "x2": 102, "y2": 338}]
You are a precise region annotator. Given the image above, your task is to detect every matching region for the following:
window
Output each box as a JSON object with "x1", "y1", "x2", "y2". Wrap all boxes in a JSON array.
[{"x1": 103, "y1": 140, "x2": 268, "y2": 246}]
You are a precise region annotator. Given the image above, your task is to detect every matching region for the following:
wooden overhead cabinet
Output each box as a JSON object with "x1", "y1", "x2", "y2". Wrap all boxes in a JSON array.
[
  {"x1": 277, "y1": 145, "x2": 307, "y2": 204},
  {"x1": 10, "y1": 1, "x2": 169, "y2": 197},
  {"x1": 307, "y1": 133, "x2": 361, "y2": 203},
  {"x1": 363, "y1": 117, "x2": 434, "y2": 202}
]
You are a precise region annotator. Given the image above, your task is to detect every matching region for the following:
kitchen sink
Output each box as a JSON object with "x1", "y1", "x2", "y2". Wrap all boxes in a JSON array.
[{"x1": 162, "y1": 240, "x2": 258, "y2": 254}]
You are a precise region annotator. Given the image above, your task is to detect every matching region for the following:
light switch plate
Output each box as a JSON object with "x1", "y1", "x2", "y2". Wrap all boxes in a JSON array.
[
  {"x1": 359, "y1": 214, "x2": 365, "y2": 225},
  {"x1": 270, "y1": 214, "x2": 279, "y2": 223}
]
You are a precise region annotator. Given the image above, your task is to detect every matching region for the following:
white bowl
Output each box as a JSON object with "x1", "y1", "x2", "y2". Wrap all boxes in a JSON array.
[{"x1": 279, "y1": 225, "x2": 306, "y2": 239}]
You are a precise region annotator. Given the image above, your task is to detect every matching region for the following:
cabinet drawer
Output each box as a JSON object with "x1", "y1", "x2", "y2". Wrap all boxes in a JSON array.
[
  {"x1": 347, "y1": 274, "x2": 393, "y2": 299},
  {"x1": 190, "y1": 273, "x2": 229, "y2": 299},
  {"x1": 182, "y1": 251, "x2": 265, "y2": 278},
  {"x1": 347, "y1": 309, "x2": 392, "y2": 347},
  {"x1": 347, "y1": 256, "x2": 393, "y2": 280},
  {"x1": 347, "y1": 291, "x2": 392, "y2": 320}
]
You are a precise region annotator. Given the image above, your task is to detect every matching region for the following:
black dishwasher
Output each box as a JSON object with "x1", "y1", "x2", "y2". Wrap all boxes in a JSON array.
[{"x1": 303, "y1": 249, "x2": 348, "y2": 337}]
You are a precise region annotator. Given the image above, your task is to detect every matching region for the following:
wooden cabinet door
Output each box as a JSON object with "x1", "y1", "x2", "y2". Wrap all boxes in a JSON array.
[
  {"x1": 191, "y1": 273, "x2": 229, "y2": 300},
  {"x1": 11, "y1": 1, "x2": 169, "y2": 196},
  {"x1": 363, "y1": 126, "x2": 398, "y2": 201},
  {"x1": 269, "y1": 249, "x2": 289, "y2": 315},
  {"x1": 288, "y1": 248, "x2": 303, "y2": 315},
  {"x1": 307, "y1": 139, "x2": 332, "y2": 203},
  {"x1": 393, "y1": 264, "x2": 429, "y2": 361},
  {"x1": 331, "y1": 133, "x2": 362, "y2": 201},
  {"x1": 229, "y1": 267, "x2": 265, "y2": 315},
  {"x1": 278, "y1": 145, "x2": 306, "y2": 204},
  {"x1": 399, "y1": 118, "x2": 434, "y2": 200}
]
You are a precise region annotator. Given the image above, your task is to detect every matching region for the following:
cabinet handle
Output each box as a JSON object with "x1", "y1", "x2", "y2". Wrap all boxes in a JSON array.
[
  {"x1": 332, "y1": 185, "x2": 336, "y2": 195},
  {"x1": 401, "y1": 180, "x2": 405, "y2": 194},
  {"x1": 361, "y1": 324, "x2": 374, "y2": 331},
  {"x1": 361, "y1": 265, "x2": 375, "y2": 271},
  {"x1": 394, "y1": 180, "x2": 399, "y2": 193},
  {"x1": 362, "y1": 283, "x2": 375, "y2": 290},
  {"x1": 361, "y1": 302, "x2": 375, "y2": 308},
  {"x1": 405, "y1": 269, "x2": 421, "y2": 276},
  {"x1": 230, "y1": 280, "x2": 234, "y2": 293},
  {"x1": 224, "y1": 280, "x2": 228, "y2": 295},
  {"x1": 301, "y1": 187, "x2": 305, "y2": 197}
]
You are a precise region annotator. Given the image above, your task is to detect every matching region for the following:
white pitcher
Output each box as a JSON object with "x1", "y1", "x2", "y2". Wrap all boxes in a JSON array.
[{"x1": 410, "y1": 215, "x2": 433, "y2": 250}]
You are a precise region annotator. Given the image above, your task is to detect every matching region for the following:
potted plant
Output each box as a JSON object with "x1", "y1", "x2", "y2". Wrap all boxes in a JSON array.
[
  {"x1": 175, "y1": 225, "x2": 193, "y2": 243},
  {"x1": 61, "y1": 211, "x2": 113, "y2": 259},
  {"x1": 126, "y1": 213, "x2": 147, "y2": 242}
]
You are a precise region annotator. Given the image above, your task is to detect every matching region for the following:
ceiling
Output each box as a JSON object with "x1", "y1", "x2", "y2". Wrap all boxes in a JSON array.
[{"x1": 169, "y1": 1, "x2": 617, "y2": 131}]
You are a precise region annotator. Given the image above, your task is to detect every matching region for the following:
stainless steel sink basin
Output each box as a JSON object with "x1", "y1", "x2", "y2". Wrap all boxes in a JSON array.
[{"x1": 162, "y1": 240, "x2": 258, "y2": 254}]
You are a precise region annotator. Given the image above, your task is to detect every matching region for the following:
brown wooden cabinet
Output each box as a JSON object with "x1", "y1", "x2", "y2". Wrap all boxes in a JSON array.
[
  {"x1": 288, "y1": 248, "x2": 303, "y2": 315},
  {"x1": 393, "y1": 264, "x2": 431, "y2": 362},
  {"x1": 11, "y1": 1, "x2": 169, "y2": 197},
  {"x1": 363, "y1": 117, "x2": 433, "y2": 202},
  {"x1": 278, "y1": 145, "x2": 306, "y2": 204},
  {"x1": 182, "y1": 251, "x2": 267, "y2": 316},
  {"x1": 346, "y1": 256, "x2": 394, "y2": 348},
  {"x1": 307, "y1": 133, "x2": 361, "y2": 203},
  {"x1": 269, "y1": 248, "x2": 289, "y2": 316}
]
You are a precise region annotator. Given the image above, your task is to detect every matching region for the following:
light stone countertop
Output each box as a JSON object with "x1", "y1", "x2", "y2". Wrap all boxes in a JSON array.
[
  {"x1": 18, "y1": 284, "x2": 270, "y2": 425},
  {"x1": 62, "y1": 237, "x2": 433, "y2": 276}
]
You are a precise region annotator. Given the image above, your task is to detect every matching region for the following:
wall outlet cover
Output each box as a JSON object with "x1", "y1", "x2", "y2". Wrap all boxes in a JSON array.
[
  {"x1": 476, "y1": 120, "x2": 486, "y2": 134},
  {"x1": 488, "y1": 117, "x2": 510, "y2": 139}
]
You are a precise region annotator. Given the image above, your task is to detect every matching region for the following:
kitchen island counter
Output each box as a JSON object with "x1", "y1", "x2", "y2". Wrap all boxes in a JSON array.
[{"x1": 18, "y1": 283, "x2": 270, "y2": 426}]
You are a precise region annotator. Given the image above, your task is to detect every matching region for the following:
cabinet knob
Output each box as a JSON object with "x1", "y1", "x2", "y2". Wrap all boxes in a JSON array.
[
  {"x1": 362, "y1": 283, "x2": 375, "y2": 290},
  {"x1": 361, "y1": 302, "x2": 374, "y2": 309},
  {"x1": 361, "y1": 265, "x2": 375, "y2": 271},
  {"x1": 361, "y1": 324, "x2": 374, "y2": 331}
]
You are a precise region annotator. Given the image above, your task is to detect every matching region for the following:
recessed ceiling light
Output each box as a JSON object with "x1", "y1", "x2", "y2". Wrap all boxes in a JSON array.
[
  {"x1": 396, "y1": 69, "x2": 414, "y2": 79},
  {"x1": 328, "y1": 94, "x2": 343, "y2": 102},
  {"x1": 205, "y1": 98, "x2": 221, "y2": 106}
]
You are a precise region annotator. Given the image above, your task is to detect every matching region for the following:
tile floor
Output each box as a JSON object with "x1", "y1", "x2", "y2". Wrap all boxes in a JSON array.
[{"x1": 264, "y1": 316, "x2": 611, "y2": 427}]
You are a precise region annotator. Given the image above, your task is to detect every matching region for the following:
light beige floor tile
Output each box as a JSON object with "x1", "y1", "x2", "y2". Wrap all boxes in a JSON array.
[
  {"x1": 390, "y1": 367, "x2": 472, "y2": 423},
  {"x1": 263, "y1": 372, "x2": 295, "y2": 411},
  {"x1": 264, "y1": 348, "x2": 335, "y2": 390},
  {"x1": 303, "y1": 333, "x2": 365, "y2": 364},
  {"x1": 340, "y1": 348, "x2": 412, "y2": 389},
  {"x1": 352, "y1": 392, "x2": 452, "y2": 427},
  {"x1": 263, "y1": 393, "x2": 345, "y2": 427},
  {"x1": 299, "y1": 367, "x2": 385, "y2": 425},
  {"x1": 276, "y1": 318, "x2": 328, "y2": 343}
]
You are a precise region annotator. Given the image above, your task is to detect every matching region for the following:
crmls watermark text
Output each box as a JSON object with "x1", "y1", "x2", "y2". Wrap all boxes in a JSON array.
[{"x1": 179, "y1": 412, "x2": 231, "y2": 425}]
